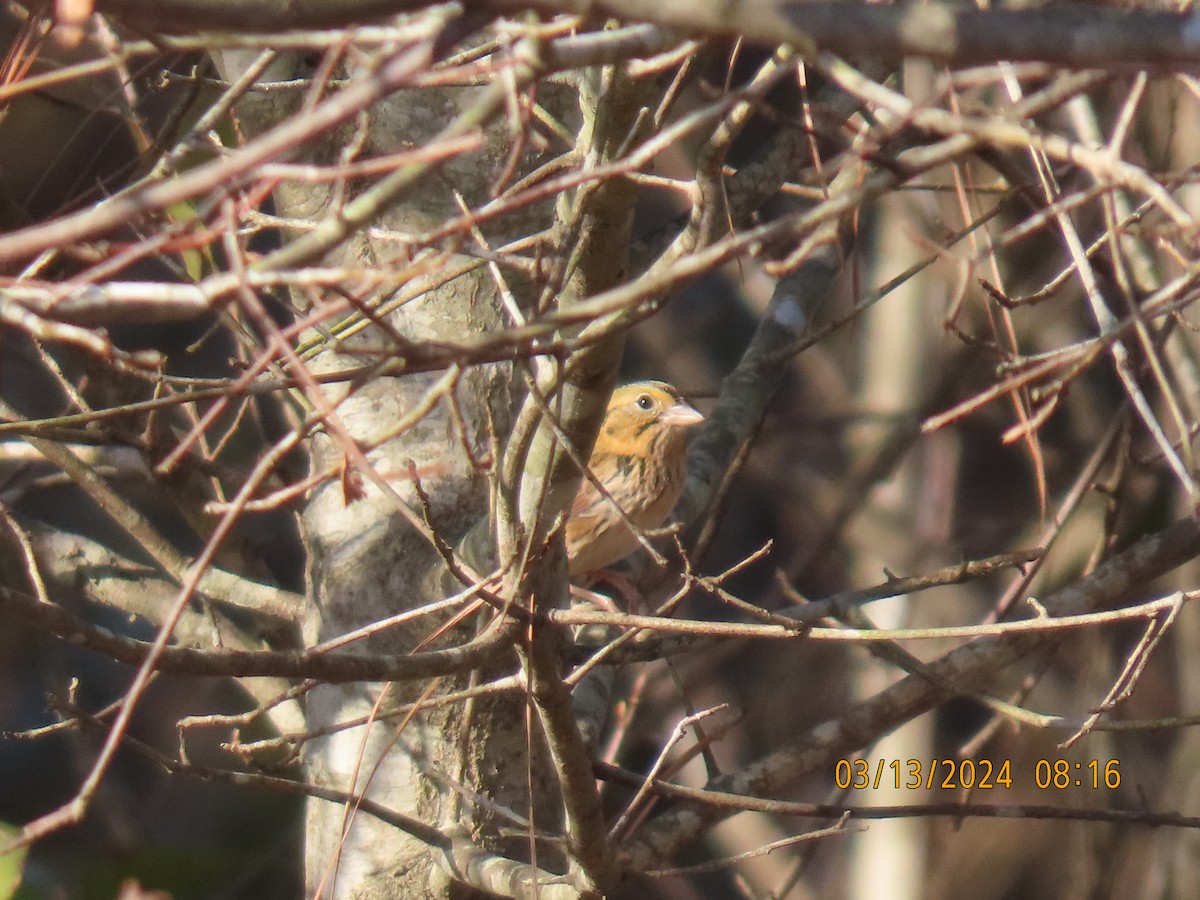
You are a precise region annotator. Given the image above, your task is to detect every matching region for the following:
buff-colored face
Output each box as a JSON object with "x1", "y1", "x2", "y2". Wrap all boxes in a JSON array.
[{"x1": 597, "y1": 382, "x2": 704, "y2": 453}]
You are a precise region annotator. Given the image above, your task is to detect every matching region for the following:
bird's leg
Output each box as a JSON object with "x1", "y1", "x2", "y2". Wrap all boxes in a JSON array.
[
  {"x1": 570, "y1": 569, "x2": 641, "y2": 612},
  {"x1": 569, "y1": 582, "x2": 620, "y2": 612}
]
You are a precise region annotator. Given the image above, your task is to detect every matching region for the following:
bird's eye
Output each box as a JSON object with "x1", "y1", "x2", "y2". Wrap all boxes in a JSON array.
[{"x1": 636, "y1": 394, "x2": 654, "y2": 411}]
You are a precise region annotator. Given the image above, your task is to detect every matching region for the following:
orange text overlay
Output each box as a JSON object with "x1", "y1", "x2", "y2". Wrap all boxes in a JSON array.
[{"x1": 834, "y1": 758, "x2": 1122, "y2": 791}]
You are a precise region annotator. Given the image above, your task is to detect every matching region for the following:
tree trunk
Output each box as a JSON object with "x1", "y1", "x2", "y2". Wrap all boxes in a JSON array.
[{"x1": 215, "y1": 34, "x2": 586, "y2": 895}]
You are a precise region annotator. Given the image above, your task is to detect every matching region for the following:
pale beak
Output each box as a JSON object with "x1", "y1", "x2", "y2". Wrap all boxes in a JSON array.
[{"x1": 661, "y1": 400, "x2": 704, "y2": 428}]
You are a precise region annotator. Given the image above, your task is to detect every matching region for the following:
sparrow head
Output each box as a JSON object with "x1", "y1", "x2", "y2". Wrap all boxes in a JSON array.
[{"x1": 594, "y1": 381, "x2": 703, "y2": 459}]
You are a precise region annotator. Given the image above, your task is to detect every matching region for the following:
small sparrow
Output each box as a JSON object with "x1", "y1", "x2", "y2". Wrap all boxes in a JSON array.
[{"x1": 565, "y1": 381, "x2": 704, "y2": 577}]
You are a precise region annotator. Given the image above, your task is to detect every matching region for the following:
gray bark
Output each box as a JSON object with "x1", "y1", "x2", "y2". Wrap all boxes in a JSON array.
[{"x1": 215, "y1": 33, "x2": 580, "y2": 896}]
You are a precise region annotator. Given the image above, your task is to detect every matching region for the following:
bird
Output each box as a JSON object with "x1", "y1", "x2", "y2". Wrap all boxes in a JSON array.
[{"x1": 565, "y1": 381, "x2": 704, "y2": 578}]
